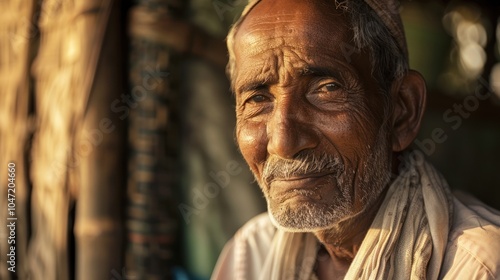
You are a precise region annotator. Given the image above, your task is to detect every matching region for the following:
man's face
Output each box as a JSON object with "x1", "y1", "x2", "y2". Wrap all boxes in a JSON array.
[{"x1": 233, "y1": 0, "x2": 393, "y2": 231}]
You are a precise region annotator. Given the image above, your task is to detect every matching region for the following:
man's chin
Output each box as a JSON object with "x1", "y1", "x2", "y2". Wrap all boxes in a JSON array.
[
  {"x1": 267, "y1": 202, "x2": 348, "y2": 233},
  {"x1": 268, "y1": 215, "x2": 334, "y2": 233}
]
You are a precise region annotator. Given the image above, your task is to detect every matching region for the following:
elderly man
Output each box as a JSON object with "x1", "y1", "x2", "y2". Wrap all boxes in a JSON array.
[{"x1": 211, "y1": 0, "x2": 500, "y2": 279}]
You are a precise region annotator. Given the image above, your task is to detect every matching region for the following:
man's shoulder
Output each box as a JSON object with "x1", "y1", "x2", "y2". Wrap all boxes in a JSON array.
[
  {"x1": 234, "y1": 212, "x2": 277, "y2": 245},
  {"x1": 442, "y1": 192, "x2": 500, "y2": 279},
  {"x1": 211, "y1": 213, "x2": 277, "y2": 279}
]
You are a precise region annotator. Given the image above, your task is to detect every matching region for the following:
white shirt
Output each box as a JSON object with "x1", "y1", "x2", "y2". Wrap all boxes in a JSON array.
[{"x1": 212, "y1": 192, "x2": 500, "y2": 279}]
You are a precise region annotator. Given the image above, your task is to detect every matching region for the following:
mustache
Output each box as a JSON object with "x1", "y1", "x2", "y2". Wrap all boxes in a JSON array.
[{"x1": 262, "y1": 152, "x2": 344, "y2": 185}]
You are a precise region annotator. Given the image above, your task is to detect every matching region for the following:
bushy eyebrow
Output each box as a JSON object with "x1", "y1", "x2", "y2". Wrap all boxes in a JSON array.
[
  {"x1": 237, "y1": 81, "x2": 266, "y2": 95},
  {"x1": 299, "y1": 66, "x2": 343, "y2": 80},
  {"x1": 235, "y1": 71, "x2": 274, "y2": 95},
  {"x1": 235, "y1": 73, "x2": 272, "y2": 96}
]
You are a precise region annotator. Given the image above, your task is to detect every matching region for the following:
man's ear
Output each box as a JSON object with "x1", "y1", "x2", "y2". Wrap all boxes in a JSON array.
[{"x1": 390, "y1": 70, "x2": 427, "y2": 152}]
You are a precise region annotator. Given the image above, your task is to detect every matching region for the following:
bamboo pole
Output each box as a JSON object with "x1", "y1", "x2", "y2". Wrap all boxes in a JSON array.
[
  {"x1": 29, "y1": 0, "x2": 114, "y2": 279},
  {"x1": 73, "y1": 1, "x2": 125, "y2": 279},
  {"x1": 0, "y1": 1, "x2": 36, "y2": 279}
]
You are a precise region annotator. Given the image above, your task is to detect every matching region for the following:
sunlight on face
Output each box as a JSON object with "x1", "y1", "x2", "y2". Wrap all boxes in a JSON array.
[{"x1": 233, "y1": 0, "x2": 393, "y2": 232}]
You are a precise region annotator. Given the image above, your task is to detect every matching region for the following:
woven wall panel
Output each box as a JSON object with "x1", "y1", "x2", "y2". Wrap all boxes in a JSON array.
[{"x1": 126, "y1": 2, "x2": 183, "y2": 278}]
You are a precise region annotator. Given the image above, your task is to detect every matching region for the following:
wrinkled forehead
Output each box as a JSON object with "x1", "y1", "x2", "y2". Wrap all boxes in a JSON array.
[
  {"x1": 235, "y1": 0, "x2": 352, "y2": 51},
  {"x1": 231, "y1": 0, "x2": 368, "y2": 89}
]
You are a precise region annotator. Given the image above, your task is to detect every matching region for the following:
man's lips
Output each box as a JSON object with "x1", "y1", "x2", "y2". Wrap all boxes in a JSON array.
[
  {"x1": 269, "y1": 171, "x2": 335, "y2": 183},
  {"x1": 268, "y1": 172, "x2": 336, "y2": 201}
]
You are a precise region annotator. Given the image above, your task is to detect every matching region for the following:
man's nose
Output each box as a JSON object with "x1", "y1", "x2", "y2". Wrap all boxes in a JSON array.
[{"x1": 266, "y1": 103, "x2": 319, "y2": 159}]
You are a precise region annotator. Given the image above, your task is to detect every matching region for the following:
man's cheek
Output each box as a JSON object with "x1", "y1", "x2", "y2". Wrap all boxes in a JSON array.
[
  {"x1": 322, "y1": 113, "x2": 380, "y2": 154},
  {"x1": 236, "y1": 121, "x2": 268, "y2": 169}
]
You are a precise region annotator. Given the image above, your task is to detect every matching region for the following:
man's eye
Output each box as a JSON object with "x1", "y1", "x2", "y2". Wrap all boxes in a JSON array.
[
  {"x1": 248, "y1": 94, "x2": 268, "y2": 103},
  {"x1": 319, "y1": 83, "x2": 341, "y2": 92}
]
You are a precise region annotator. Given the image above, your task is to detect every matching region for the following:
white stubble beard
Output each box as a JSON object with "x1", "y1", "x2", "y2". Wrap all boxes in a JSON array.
[{"x1": 259, "y1": 130, "x2": 392, "y2": 232}]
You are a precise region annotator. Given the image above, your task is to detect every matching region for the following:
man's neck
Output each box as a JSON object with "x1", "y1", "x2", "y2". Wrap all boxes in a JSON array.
[{"x1": 313, "y1": 187, "x2": 388, "y2": 273}]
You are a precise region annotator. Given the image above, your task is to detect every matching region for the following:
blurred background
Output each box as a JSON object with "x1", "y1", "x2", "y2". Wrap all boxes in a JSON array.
[{"x1": 0, "y1": 0, "x2": 498, "y2": 279}]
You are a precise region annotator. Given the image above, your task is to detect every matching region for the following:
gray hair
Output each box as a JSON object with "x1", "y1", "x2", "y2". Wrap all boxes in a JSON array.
[{"x1": 225, "y1": 0, "x2": 409, "y2": 94}]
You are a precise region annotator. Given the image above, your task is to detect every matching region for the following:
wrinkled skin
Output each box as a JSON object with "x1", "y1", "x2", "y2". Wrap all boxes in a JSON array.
[{"x1": 232, "y1": 0, "x2": 426, "y2": 278}]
